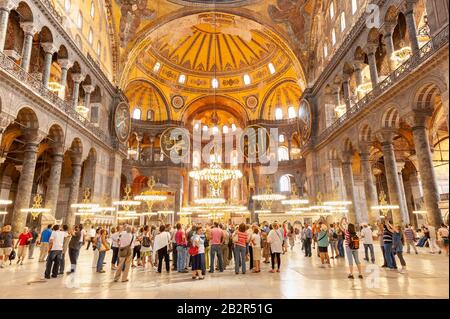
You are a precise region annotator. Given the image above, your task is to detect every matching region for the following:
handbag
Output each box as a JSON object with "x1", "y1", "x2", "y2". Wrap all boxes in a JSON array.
[
  {"x1": 188, "y1": 245, "x2": 198, "y2": 256},
  {"x1": 119, "y1": 235, "x2": 134, "y2": 258},
  {"x1": 9, "y1": 249, "x2": 16, "y2": 261}
]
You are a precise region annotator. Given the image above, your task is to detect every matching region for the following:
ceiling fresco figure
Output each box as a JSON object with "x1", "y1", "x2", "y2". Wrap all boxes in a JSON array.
[
  {"x1": 268, "y1": 0, "x2": 310, "y2": 52},
  {"x1": 117, "y1": 0, "x2": 156, "y2": 47}
]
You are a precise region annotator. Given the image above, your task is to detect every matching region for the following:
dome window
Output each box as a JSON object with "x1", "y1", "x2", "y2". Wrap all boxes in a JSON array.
[
  {"x1": 268, "y1": 63, "x2": 276, "y2": 74},
  {"x1": 153, "y1": 62, "x2": 161, "y2": 73},
  {"x1": 275, "y1": 107, "x2": 283, "y2": 120},
  {"x1": 211, "y1": 78, "x2": 219, "y2": 89},
  {"x1": 178, "y1": 74, "x2": 186, "y2": 84},
  {"x1": 243, "y1": 74, "x2": 251, "y2": 86}
]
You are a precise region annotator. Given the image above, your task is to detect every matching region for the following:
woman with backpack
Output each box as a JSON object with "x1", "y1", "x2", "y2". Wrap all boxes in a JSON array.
[
  {"x1": 344, "y1": 223, "x2": 363, "y2": 279},
  {"x1": 140, "y1": 225, "x2": 153, "y2": 269}
]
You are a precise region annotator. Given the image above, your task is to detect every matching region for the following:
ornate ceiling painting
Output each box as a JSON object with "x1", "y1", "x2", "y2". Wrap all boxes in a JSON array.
[{"x1": 105, "y1": 1, "x2": 318, "y2": 121}]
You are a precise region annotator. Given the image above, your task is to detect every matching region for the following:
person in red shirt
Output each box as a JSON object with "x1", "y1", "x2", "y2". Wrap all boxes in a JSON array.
[{"x1": 15, "y1": 227, "x2": 32, "y2": 265}]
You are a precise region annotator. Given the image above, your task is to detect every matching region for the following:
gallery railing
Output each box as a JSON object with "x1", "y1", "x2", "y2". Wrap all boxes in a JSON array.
[
  {"x1": 313, "y1": 26, "x2": 449, "y2": 146},
  {"x1": 0, "y1": 51, "x2": 113, "y2": 147}
]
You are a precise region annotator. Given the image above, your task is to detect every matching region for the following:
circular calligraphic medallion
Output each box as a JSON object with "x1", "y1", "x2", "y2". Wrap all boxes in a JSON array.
[
  {"x1": 114, "y1": 102, "x2": 131, "y2": 143},
  {"x1": 238, "y1": 125, "x2": 271, "y2": 161},
  {"x1": 171, "y1": 95, "x2": 185, "y2": 109},
  {"x1": 160, "y1": 127, "x2": 190, "y2": 159}
]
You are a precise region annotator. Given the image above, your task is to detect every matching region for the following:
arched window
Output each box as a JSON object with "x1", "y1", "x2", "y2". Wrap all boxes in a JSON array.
[
  {"x1": 77, "y1": 11, "x2": 83, "y2": 29},
  {"x1": 280, "y1": 175, "x2": 292, "y2": 193},
  {"x1": 211, "y1": 78, "x2": 219, "y2": 89},
  {"x1": 132, "y1": 108, "x2": 141, "y2": 120},
  {"x1": 178, "y1": 74, "x2": 186, "y2": 84},
  {"x1": 88, "y1": 28, "x2": 93, "y2": 44},
  {"x1": 147, "y1": 110, "x2": 154, "y2": 121},
  {"x1": 340, "y1": 12, "x2": 346, "y2": 31},
  {"x1": 96, "y1": 41, "x2": 101, "y2": 57},
  {"x1": 275, "y1": 107, "x2": 283, "y2": 120},
  {"x1": 222, "y1": 125, "x2": 229, "y2": 134},
  {"x1": 332, "y1": 29, "x2": 336, "y2": 45},
  {"x1": 243, "y1": 74, "x2": 251, "y2": 85},
  {"x1": 90, "y1": 1, "x2": 95, "y2": 18},
  {"x1": 153, "y1": 62, "x2": 161, "y2": 73},
  {"x1": 329, "y1": 1, "x2": 335, "y2": 18},
  {"x1": 231, "y1": 124, "x2": 237, "y2": 132},
  {"x1": 323, "y1": 44, "x2": 328, "y2": 58},
  {"x1": 288, "y1": 106, "x2": 296, "y2": 119},
  {"x1": 352, "y1": 0, "x2": 358, "y2": 14},
  {"x1": 278, "y1": 146, "x2": 289, "y2": 161},
  {"x1": 64, "y1": 0, "x2": 71, "y2": 12},
  {"x1": 279, "y1": 134, "x2": 285, "y2": 143},
  {"x1": 268, "y1": 63, "x2": 276, "y2": 74},
  {"x1": 75, "y1": 34, "x2": 82, "y2": 50}
]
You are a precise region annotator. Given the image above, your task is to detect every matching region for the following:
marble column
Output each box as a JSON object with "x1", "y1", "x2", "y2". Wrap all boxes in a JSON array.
[
  {"x1": 19, "y1": 22, "x2": 37, "y2": 72},
  {"x1": 149, "y1": 137, "x2": 155, "y2": 162},
  {"x1": 0, "y1": 0, "x2": 17, "y2": 51},
  {"x1": 366, "y1": 44, "x2": 379, "y2": 89},
  {"x1": 135, "y1": 134, "x2": 143, "y2": 161},
  {"x1": 287, "y1": 139, "x2": 292, "y2": 160},
  {"x1": 11, "y1": 130, "x2": 39, "y2": 235},
  {"x1": 44, "y1": 149, "x2": 64, "y2": 217},
  {"x1": 71, "y1": 74, "x2": 84, "y2": 109},
  {"x1": 83, "y1": 84, "x2": 95, "y2": 111},
  {"x1": 396, "y1": 162, "x2": 410, "y2": 225},
  {"x1": 41, "y1": 43, "x2": 57, "y2": 87},
  {"x1": 65, "y1": 153, "x2": 82, "y2": 226},
  {"x1": 359, "y1": 148, "x2": 379, "y2": 224},
  {"x1": 57, "y1": 59, "x2": 72, "y2": 99},
  {"x1": 342, "y1": 76, "x2": 352, "y2": 110},
  {"x1": 379, "y1": 131, "x2": 403, "y2": 225},
  {"x1": 403, "y1": 177, "x2": 418, "y2": 228},
  {"x1": 411, "y1": 112, "x2": 443, "y2": 227},
  {"x1": 341, "y1": 155, "x2": 358, "y2": 224},
  {"x1": 383, "y1": 23, "x2": 397, "y2": 71},
  {"x1": 405, "y1": 0, "x2": 420, "y2": 55}
]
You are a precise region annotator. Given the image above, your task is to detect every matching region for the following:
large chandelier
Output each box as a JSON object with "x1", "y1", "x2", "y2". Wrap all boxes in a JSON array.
[
  {"x1": 252, "y1": 176, "x2": 286, "y2": 212},
  {"x1": 371, "y1": 190, "x2": 399, "y2": 216},
  {"x1": 113, "y1": 184, "x2": 141, "y2": 219},
  {"x1": 189, "y1": 162, "x2": 242, "y2": 197},
  {"x1": 72, "y1": 188, "x2": 100, "y2": 210},
  {"x1": 21, "y1": 194, "x2": 51, "y2": 220},
  {"x1": 134, "y1": 176, "x2": 167, "y2": 211},
  {"x1": 281, "y1": 185, "x2": 309, "y2": 206}
]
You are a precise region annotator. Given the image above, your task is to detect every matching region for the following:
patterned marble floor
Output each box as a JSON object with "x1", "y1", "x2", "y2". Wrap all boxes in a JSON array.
[{"x1": 0, "y1": 243, "x2": 448, "y2": 299}]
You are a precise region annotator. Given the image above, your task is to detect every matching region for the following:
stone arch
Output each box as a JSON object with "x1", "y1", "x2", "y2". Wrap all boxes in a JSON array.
[
  {"x1": 47, "y1": 123, "x2": 65, "y2": 145},
  {"x1": 381, "y1": 107, "x2": 400, "y2": 129},
  {"x1": 359, "y1": 123, "x2": 374, "y2": 143},
  {"x1": 367, "y1": 27, "x2": 380, "y2": 44},
  {"x1": 16, "y1": 1, "x2": 34, "y2": 22},
  {"x1": 412, "y1": 82, "x2": 444, "y2": 112},
  {"x1": 384, "y1": 5, "x2": 399, "y2": 24},
  {"x1": 354, "y1": 46, "x2": 366, "y2": 61},
  {"x1": 57, "y1": 45, "x2": 69, "y2": 60},
  {"x1": 15, "y1": 107, "x2": 39, "y2": 129},
  {"x1": 39, "y1": 26, "x2": 53, "y2": 43},
  {"x1": 69, "y1": 137, "x2": 83, "y2": 155}
]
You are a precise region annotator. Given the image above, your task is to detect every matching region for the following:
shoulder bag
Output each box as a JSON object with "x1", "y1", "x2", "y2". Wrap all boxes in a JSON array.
[{"x1": 119, "y1": 235, "x2": 134, "y2": 258}]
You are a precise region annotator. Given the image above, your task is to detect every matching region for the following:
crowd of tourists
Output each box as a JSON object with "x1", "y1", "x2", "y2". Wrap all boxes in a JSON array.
[{"x1": 0, "y1": 218, "x2": 448, "y2": 281}]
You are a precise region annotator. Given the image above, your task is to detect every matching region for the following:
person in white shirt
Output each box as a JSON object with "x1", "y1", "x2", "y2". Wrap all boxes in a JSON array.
[
  {"x1": 110, "y1": 226, "x2": 122, "y2": 270},
  {"x1": 153, "y1": 225, "x2": 172, "y2": 273},
  {"x1": 251, "y1": 227, "x2": 261, "y2": 273},
  {"x1": 44, "y1": 224, "x2": 68, "y2": 279},
  {"x1": 361, "y1": 224, "x2": 375, "y2": 263},
  {"x1": 267, "y1": 223, "x2": 283, "y2": 273},
  {"x1": 114, "y1": 226, "x2": 135, "y2": 282},
  {"x1": 86, "y1": 227, "x2": 96, "y2": 250}
]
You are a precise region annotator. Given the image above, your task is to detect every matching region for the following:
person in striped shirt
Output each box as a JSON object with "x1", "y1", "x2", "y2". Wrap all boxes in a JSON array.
[
  {"x1": 403, "y1": 225, "x2": 418, "y2": 254},
  {"x1": 232, "y1": 223, "x2": 249, "y2": 274}
]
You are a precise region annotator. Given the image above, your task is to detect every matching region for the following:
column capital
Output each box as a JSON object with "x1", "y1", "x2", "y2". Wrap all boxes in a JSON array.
[
  {"x1": 71, "y1": 73, "x2": 85, "y2": 83},
  {"x1": 382, "y1": 22, "x2": 397, "y2": 36},
  {"x1": 70, "y1": 153, "x2": 83, "y2": 166},
  {"x1": 58, "y1": 58, "x2": 73, "y2": 69},
  {"x1": 19, "y1": 22, "x2": 38, "y2": 36},
  {"x1": 22, "y1": 128, "x2": 45, "y2": 145},
  {"x1": 405, "y1": 0, "x2": 417, "y2": 13},
  {"x1": 0, "y1": 0, "x2": 19, "y2": 11},
  {"x1": 364, "y1": 43, "x2": 378, "y2": 55},
  {"x1": 41, "y1": 42, "x2": 58, "y2": 54},
  {"x1": 359, "y1": 143, "x2": 372, "y2": 157},
  {"x1": 376, "y1": 129, "x2": 396, "y2": 144},
  {"x1": 353, "y1": 60, "x2": 365, "y2": 70},
  {"x1": 82, "y1": 84, "x2": 95, "y2": 94},
  {"x1": 340, "y1": 151, "x2": 353, "y2": 164},
  {"x1": 408, "y1": 110, "x2": 433, "y2": 129}
]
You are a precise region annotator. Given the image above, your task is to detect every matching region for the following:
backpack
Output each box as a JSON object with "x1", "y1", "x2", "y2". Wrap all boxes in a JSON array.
[
  {"x1": 142, "y1": 235, "x2": 151, "y2": 248},
  {"x1": 332, "y1": 230, "x2": 338, "y2": 240},
  {"x1": 349, "y1": 232, "x2": 360, "y2": 250}
]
